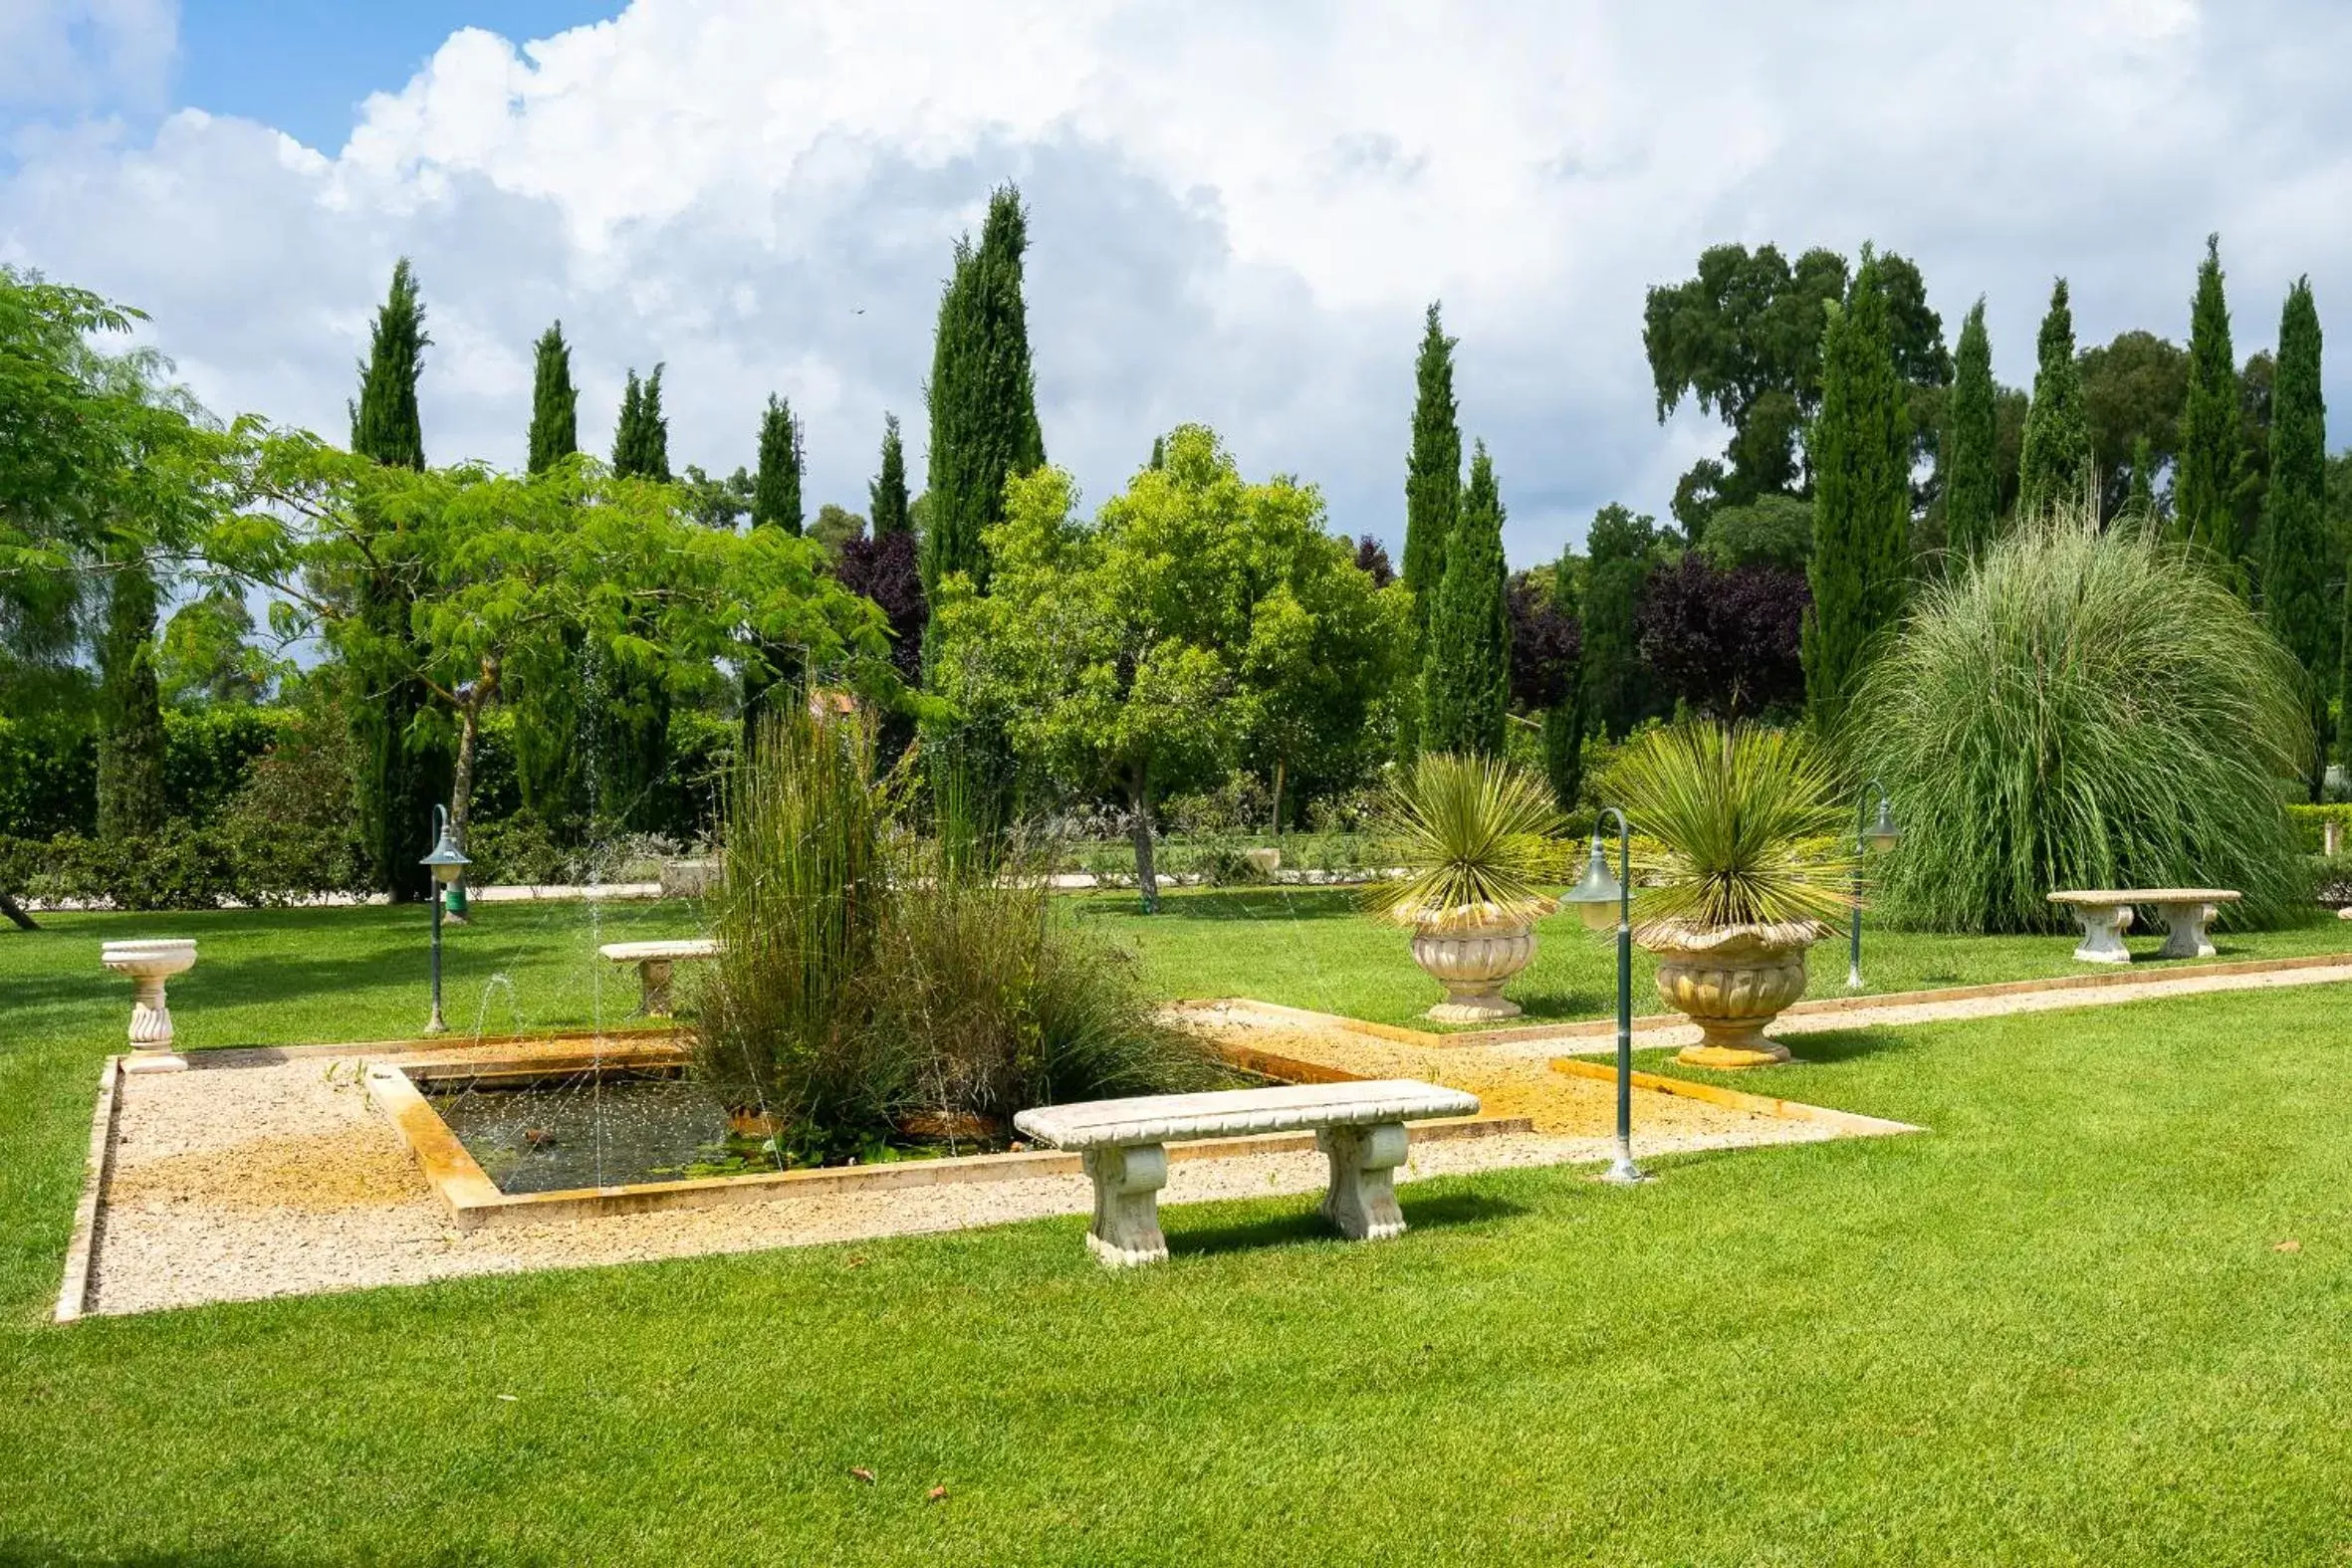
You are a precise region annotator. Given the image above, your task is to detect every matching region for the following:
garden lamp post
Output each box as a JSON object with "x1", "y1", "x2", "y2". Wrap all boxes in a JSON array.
[
  {"x1": 1564, "y1": 806, "x2": 1645, "y2": 1185},
  {"x1": 420, "y1": 804, "x2": 471, "y2": 1035},
  {"x1": 1847, "y1": 782, "x2": 1900, "y2": 990}
]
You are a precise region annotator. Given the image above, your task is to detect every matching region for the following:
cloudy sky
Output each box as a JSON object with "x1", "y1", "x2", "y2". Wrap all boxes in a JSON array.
[{"x1": 4, "y1": 0, "x2": 2349, "y2": 564}]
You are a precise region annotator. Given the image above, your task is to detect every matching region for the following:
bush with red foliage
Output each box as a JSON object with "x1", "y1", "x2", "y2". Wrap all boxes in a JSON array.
[
  {"x1": 833, "y1": 530, "x2": 927, "y2": 683},
  {"x1": 1506, "y1": 580, "x2": 1579, "y2": 711},
  {"x1": 1637, "y1": 556, "x2": 1808, "y2": 719}
]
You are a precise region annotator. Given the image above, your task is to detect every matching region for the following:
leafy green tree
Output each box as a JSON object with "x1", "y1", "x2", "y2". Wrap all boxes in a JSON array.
[
  {"x1": 526, "y1": 322, "x2": 578, "y2": 475},
  {"x1": 2015, "y1": 279, "x2": 2093, "y2": 520},
  {"x1": 923, "y1": 183, "x2": 1044, "y2": 603},
  {"x1": 1943, "y1": 299, "x2": 1999, "y2": 558},
  {"x1": 1698, "y1": 494, "x2": 1813, "y2": 570},
  {"x1": 2233, "y1": 348, "x2": 2276, "y2": 567},
  {"x1": 753, "y1": 393, "x2": 803, "y2": 535},
  {"x1": 2263, "y1": 278, "x2": 2329, "y2": 798},
  {"x1": 2179, "y1": 234, "x2": 2241, "y2": 562},
  {"x1": 1582, "y1": 503, "x2": 1665, "y2": 740},
  {"x1": 95, "y1": 551, "x2": 165, "y2": 839},
  {"x1": 1803, "y1": 252, "x2": 1911, "y2": 731},
  {"x1": 869, "y1": 412, "x2": 910, "y2": 538},
  {"x1": 812, "y1": 504, "x2": 865, "y2": 556},
  {"x1": 679, "y1": 464, "x2": 754, "y2": 530},
  {"x1": 931, "y1": 425, "x2": 1405, "y2": 912},
  {"x1": 2079, "y1": 329, "x2": 2187, "y2": 520},
  {"x1": 2125, "y1": 436, "x2": 2158, "y2": 522},
  {"x1": 158, "y1": 589, "x2": 279, "y2": 706},
  {"x1": 347, "y1": 257, "x2": 446, "y2": 901},
  {"x1": 1421, "y1": 440, "x2": 1510, "y2": 757},
  {"x1": 1540, "y1": 548, "x2": 1586, "y2": 811}
]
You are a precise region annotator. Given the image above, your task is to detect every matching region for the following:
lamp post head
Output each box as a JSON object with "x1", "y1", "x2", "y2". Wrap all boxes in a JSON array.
[
  {"x1": 1564, "y1": 834, "x2": 1624, "y2": 932},
  {"x1": 421, "y1": 804, "x2": 471, "y2": 886},
  {"x1": 1864, "y1": 794, "x2": 1900, "y2": 855}
]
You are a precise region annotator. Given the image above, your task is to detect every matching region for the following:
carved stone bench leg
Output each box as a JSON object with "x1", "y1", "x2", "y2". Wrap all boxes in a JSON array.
[
  {"x1": 1319, "y1": 1122, "x2": 1410, "y2": 1241},
  {"x1": 2155, "y1": 901, "x2": 2219, "y2": 960},
  {"x1": 1082, "y1": 1143, "x2": 1168, "y2": 1267},
  {"x1": 2066, "y1": 904, "x2": 2134, "y2": 964},
  {"x1": 638, "y1": 958, "x2": 676, "y2": 1017}
]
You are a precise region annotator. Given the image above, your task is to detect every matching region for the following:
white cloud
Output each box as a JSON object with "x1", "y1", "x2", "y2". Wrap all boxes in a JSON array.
[
  {"x1": 7, "y1": 0, "x2": 2352, "y2": 563},
  {"x1": 0, "y1": 0, "x2": 175, "y2": 114}
]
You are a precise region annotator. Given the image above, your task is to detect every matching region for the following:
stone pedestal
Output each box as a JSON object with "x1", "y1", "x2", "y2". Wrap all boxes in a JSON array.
[
  {"x1": 1411, "y1": 923, "x2": 1535, "y2": 1022},
  {"x1": 1317, "y1": 1122, "x2": 1410, "y2": 1240},
  {"x1": 1081, "y1": 1143, "x2": 1169, "y2": 1268},
  {"x1": 2064, "y1": 903, "x2": 2135, "y2": 964},
  {"x1": 101, "y1": 939, "x2": 198, "y2": 1073},
  {"x1": 2154, "y1": 901, "x2": 2220, "y2": 960}
]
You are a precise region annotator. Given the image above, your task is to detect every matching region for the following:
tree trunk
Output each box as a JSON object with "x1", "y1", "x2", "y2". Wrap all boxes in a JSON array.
[
  {"x1": 1270, "y1": 759, "x2": 1286, "y2": 842},
  {"x1": 1127, "y1": 761, "x2": 1158, "y2": 915},
  {"x1": 0, "y1": 889, "x2": 38, "y2": 931},
  {"x1": 445, "y1": 658, "x2": 497, "y2": 921}
]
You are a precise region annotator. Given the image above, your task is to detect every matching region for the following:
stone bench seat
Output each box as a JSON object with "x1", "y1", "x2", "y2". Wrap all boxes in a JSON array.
[
  {"x1": 596, "y1": 938, "x2": 719, "y2": 1016},
  {"x1": 2046, "y1": 889, "x2": 2241, "y2": 964},
  {"x1": 1014, "y1": 1080, "x2": 1480, "y2": 1267}
]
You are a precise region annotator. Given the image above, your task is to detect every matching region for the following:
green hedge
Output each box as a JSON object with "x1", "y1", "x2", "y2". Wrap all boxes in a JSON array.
[
  {"x1": 0, "y1": 707, "x2": 290, "y2": 837},
  {"x1": 2286, "y1": 803, "x2": 2352, "y2": 853}
]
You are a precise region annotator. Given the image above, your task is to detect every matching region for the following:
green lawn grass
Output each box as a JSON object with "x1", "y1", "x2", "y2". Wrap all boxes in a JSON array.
[{"x1": 2, "y1": 900, "x2": 2349, "y2": 1562}]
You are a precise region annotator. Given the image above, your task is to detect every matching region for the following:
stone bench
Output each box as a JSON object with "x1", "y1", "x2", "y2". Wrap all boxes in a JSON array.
[
  {"x1": 1013, "y1": 1079, "x2": 1480, "y2": 1267},
  {"x1": 597, "y1": 938, "x2": 719, "y2": 1016},
  {"x1": 2046, "y1": 889, "x2": 2241, "y2": 964}
]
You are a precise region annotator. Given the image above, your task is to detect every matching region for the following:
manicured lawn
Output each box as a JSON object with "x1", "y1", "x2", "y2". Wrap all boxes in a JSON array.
[
  {"x1": 2, "y1": 900, "x2": 2349, "y2": 1562},
  {"x1": 1075, "y1": 885, "x2": 2352, "y2": 1027}
]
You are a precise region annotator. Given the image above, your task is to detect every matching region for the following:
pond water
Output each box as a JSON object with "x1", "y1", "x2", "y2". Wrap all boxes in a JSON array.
[{"x1": 429, "y1": 1068, "x2": 762, "y2": 1194}]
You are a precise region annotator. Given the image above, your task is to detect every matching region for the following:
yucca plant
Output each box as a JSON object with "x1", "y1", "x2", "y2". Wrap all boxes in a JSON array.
[
  {"x1": 1606, "y1": 722, "x2": 1856, "y2": 932},
  {"x1": 1848, "y1": 505, "x2": 2308, "y2": 932},
  {"x1": 1365, "y1": 753, "x2": 1563, "y2": 930}
]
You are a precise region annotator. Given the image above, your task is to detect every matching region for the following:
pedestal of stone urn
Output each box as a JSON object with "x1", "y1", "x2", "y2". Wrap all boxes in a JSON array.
[{"x1": 101, "y1": 939, "x2": 198, "y2": 1073}]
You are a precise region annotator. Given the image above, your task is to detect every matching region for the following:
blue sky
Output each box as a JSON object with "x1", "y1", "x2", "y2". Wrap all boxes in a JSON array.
[{"x1": 6, "y1": 1, "x2": 2352, "y2": 565}]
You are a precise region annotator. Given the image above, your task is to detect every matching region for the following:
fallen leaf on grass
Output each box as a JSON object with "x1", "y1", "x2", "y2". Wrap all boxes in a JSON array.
[
  {"x1": 928, "y1": 1486, "x2": 948, "y2": 1503},
  {"x1": 846, "y1": 1255, "x2": 868, "y2": 1269},
  {"x1": 2275, "y1": 1239, "x2": 2302, "y2": 1252},
  {"x1": 850, "y1": 1466, "x2": 876, "y2": 1484},
  {"x1": 495, "y1": 1394, "x2": 518, "y2": 1402}
]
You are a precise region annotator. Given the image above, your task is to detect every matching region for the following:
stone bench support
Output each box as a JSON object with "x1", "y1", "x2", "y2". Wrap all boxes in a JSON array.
[
  {"x1": 1016, "y1": 1080, "x2": 1479, "y2": 1268},
  {"x1": 2047, "y1": 889, "x2": 2241, "y2": 966},
  {"x1": 597, "y1": 939, "x2": 719, "y2": 1017}
]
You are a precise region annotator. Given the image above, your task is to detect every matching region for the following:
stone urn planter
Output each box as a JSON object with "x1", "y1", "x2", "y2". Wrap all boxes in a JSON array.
[
  {"x1": 101, "y1": 938, "x2": 199, "y2": 1074},
  {"x1": 1639, "y1": 920, "x2": 1822, "y2": 1069},
  {"x1": 1410, "y1": 901, "x2": 1551, "y2": 1022}
]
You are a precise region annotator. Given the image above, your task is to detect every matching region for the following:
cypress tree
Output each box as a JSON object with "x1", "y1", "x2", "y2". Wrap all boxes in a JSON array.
[
  {"x1": 2179, "y1": 235, "x2": 2242, "y2": 563},
  {"x1": 1802, "y1": 251, "x2": 1911, "y2": 732},
  {"x1": 869, "y1": 413, "x2": 911, "y2": 537},
  {"x1": 2014, "y1": 279, "x2": 2093, "y2": 520},
  {"x1": 1420, "y1": 440, "x2": 1510, "y2": 756},
  {"x1": 517, "y1": 320, "x2": 588, "y2": 831},
  {"x1": 95, "y1": 551, "x2": 165, "y2": 841},
  {"x1": 1148, "y1": 434, "x2": 1165, "y2": 471},
  {"x1": 1943, "y1": 298, "x2": 1999, "y2": 556},
  {"x1": 2265, "y1": 278, "x2": 2329, "y2": 798},
  {"x1": 2126, "y1": 435, "x2": 2158, "y2": 521},
  {"x1": 1539, "y1": 548, "x2": 1586, "y2": 812},
  {"x1": 526, "y1": 322, "x2": 578, "y2": 475},
  {"x1": 752, "y1": 393, "x2": 804, "y2": 534},
  {"x1": 348, "y1": 257, "x2": 443, "y2": 900},
  {"x1": 603, "y1": 365, "x2": 673, "y2": 829},
  {"x1": 1400, "y1": 302, "x2": 1462, "y2": 761},
  {"x1": 922, "y1": 183, "x2": 1044, "y2": 602}
]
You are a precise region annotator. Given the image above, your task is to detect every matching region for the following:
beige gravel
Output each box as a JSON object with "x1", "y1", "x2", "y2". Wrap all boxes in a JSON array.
[{"x1": 86, "y1": 1050, "x2": 1836, "y2": 1317}]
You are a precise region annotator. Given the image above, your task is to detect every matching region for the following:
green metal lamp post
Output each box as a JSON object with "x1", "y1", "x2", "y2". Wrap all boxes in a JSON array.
[
  {"x1": 1846, "y1": 783, "x2": 1900, "y2": 991},
  {"x1": 420, "y1": 804, "x2": 472, "y2": 1036},
  {"x1": 1563, "y1": 806, "x2": 1645, "y2": 1185}
]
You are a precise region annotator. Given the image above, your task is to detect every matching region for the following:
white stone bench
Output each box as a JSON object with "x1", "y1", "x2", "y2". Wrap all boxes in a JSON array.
[
  {"x1": 2046, "y1": 889, "x2": 2241, "y2": 964},
  {"x1": 1014, "y1": 1079, "x2": 1480, "y2": 1267},
  {"x1": 597, "y1": 938, "x2": 718, "y2": 1016}
]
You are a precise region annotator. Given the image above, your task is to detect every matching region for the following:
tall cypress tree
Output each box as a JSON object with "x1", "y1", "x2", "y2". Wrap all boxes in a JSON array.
[
  {"x1": 2265, "y1": 277, "x2": 2329, "y2": 798},
  {"x1": 870, "y1": 412, "x2": 911, "y2": 537},
  {"x1": 1400, "y1": 302, "x2": 1462, "y2": 760},
  {"x1": 2179, "y1": 235, "x2": 2242, "y2": 563},
  {"x1": 752, "y1": 393, "x2": 803, "y2": 534},
  {"x1": 602, "y1": 364, "x2": 673, "y2": 830},
  {"x1": 923, "y1": 183, "x2": 1044, "y2": 603},
  {"x1": 1943, "y1": 298, "x2": 1999, "y2": 556},
  {"x1": 1421, "y1": 440, "x2": 1510, "y2": 757},
  {"x1": 348, "y1": 257, "x2": 443, "y2": 900},
  {"x1": 2126, "y1": 435, "x2": 2158, "y2": 521},
  {"x1": 1148, "y1": 433, "x2": 1165, "y2": 471},
  {"x1": 526, "y1": 322, "x2": 578, "y2": 475},
  {"x1": 1539, "y1": 547, "x2": 1586, "y2": 811},
  {"x1": 2014, "y1": 279, "x2": 2093, "y2": 520},
  {"x1": 95, "y1": 550, "x2": 165, "y2": 841},
  {"x1": 1802, "y1": 251, "x2": 1911, "y2": 732},
  {"x1": 514, "y1": 322, "x2": 586, "y2": 833}
]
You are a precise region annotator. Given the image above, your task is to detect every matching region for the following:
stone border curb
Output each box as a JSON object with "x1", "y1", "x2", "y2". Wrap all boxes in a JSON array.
[{"x1": 55, "y1": 1055, "x2": 121, "y2": 1324}]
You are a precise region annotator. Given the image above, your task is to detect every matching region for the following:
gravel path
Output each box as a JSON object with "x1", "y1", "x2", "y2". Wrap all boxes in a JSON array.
[{"x1": 86, "y1": 1048, "x2": 1836, "y2": 1318}]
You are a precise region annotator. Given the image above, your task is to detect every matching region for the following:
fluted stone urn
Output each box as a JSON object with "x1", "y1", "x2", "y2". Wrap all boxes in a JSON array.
[
  {"x1": 1638, "y1": 920, "x2": 1823, "y2": 1068},
  {"x1": 101, "y1": 938, "x2": 198, "y2": 1074},
  {"x1": 1409, "y1": 899, "x2": 1554, "y2": 1022}
]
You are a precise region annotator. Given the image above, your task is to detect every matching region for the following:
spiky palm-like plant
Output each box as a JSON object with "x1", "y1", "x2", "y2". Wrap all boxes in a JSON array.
[
  {"x1": 1848, "y1": 504, "x2": 2309, "y2": 932},
  {"x1": 1606, "y1": 723, "x2": 1856, "y2": 935},
  {"x1": 1365, "y1": 753, "x2": 1563, "y2": 930}
]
